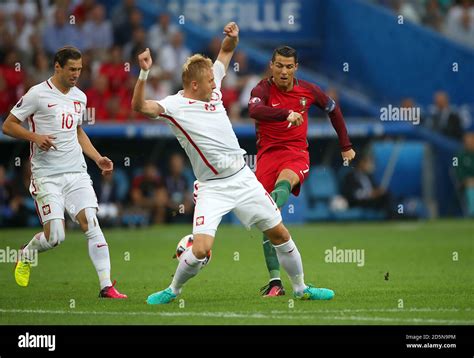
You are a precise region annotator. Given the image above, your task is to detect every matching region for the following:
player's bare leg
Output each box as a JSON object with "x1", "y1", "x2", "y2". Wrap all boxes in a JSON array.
[
  {"x1": 264, "y1": 222, "x2": 334, "y2": 300},
  {"x1": 147, "y1": 233, "x2": 214, "y2": 305},
  {"x1": 76, "y1": 208, "x2": 127, "y2": 298},
  {"x1": 261, "y1": 169, "x2": 299, "y2": 296},
  {"x1": 15, "y1": 220, "x2": 65, "y2": 287}
]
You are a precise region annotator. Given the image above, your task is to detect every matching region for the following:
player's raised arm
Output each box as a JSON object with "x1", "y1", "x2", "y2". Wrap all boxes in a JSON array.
[
  {"x1": 216, "y1": 22, "x2": 239, "y2": 71},
  {"x1": 131, "y1": 48, "x2": 165, "y2": 118}
]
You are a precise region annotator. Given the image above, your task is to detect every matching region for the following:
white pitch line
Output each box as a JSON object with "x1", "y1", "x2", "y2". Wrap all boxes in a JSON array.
[
  {"x1": 0, "y1": 308, "x2": 473, "y2": 325},
  {"x1": 270, "y1": 307, "x2": 472, "y2": 314}
]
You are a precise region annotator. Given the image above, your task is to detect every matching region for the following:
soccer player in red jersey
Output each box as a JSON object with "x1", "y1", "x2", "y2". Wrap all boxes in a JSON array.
[{"x1": 248, "y1": 46, "x2": 356, "y2": 296}]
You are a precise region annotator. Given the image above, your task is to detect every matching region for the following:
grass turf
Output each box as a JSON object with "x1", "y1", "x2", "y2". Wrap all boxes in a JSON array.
[{"x1": 0, "y1": 219, "x2": 472, "y2": 325}]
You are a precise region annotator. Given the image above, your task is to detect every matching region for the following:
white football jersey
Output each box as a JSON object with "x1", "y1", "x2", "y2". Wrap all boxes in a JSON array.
[
  {"x1": 157, "y1": 60, "x2": 246, "y2": 181},
  {"x1": 10, "y1": 78, "x2": 88, "y2": 179}
]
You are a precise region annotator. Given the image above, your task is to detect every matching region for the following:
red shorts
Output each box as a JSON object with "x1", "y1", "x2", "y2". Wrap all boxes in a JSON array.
[{"x1": 255, "y1": 147, "x2": 310, "y2": 196}]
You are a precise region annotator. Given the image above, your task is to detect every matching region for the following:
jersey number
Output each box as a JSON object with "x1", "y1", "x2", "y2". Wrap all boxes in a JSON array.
[
  {"x1": 204, "y1": 104, "x2": 216, "y2": 111},
  {"x1": 61, "y1": 113, "x2": 74, "y2": 129}
]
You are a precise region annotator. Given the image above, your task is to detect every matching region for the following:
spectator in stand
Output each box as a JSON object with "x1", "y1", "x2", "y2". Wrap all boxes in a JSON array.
[
  {"x1": 99, "y1": 45, "x2": 129, "y2": 93},
  {"x1": 145, "y1": 65, "x2": 170, "y2": 101},
  {"x1": 159, "y1": 30, "x2": 191, "y2": 92},
  {"x1": 445, "y1": 1, "x2": 474, "y2": 48},
  {"x1": 342, "y1": 152, "x2": 394, "y2": 218},
  {"x1": 83, "y1": 3, "x2": 113, "y2": 60},
  {"x1": 85, "y1": 75, "x2": 112, "y2": 120},
  {"x1": 427, "y1": 91, "x2": 463, "y2": 140},
  {"x1": 2, "y1": 160, "x2": 37, "y2": 227},
  {"x1": 28, "y1": 51, "x2": 51, "y2": 85},
  {"x1": 123, "y1": 27, "x2": 148, "y2": 63},
  {"x1": 8, "y1": 11, "x2": 35, "y2": 55},
  {"x1": 94, "y1": 171, "x2": 123, "y2": 227},
  {"x1": 423, "y1": 0, "x2": 445, "y2": 31},
  {"x1": 455, "y1": 131, "x2": 474, "y2": 217},
  {"x1": 0, "y1": 49, "x2": 24, "y2": 101},
  {"x1": 130, "y1": 163, "x2": 168, "y2": 224},
  {"x1": 42, "y1": 6, "x2": 86, "y2": 55},
  {"x1": 391, "y1": 0, "x2": 421, "y2": 23},
  {"x1": 71, "y1": 0, "x2": 96, "y2": 25},
  {"x1": 148, "y1": 12, "x2": 178, "y2": 56},
  {"x1": 111, "y1": 0, "x2": 137, "y2": 30},
  {"x1": 1, "y1": 0, "x2": 38, "y2": 22},
  {"x1": 114, "y1": 7, "x2": 143, "y2": 47},
  {"x1": 164, "y1": 153, "x2": 193, "y2": 223}
]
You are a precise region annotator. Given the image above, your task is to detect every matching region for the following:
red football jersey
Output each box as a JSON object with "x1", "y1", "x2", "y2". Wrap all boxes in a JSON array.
[{"x1": 248, "y1": 78, "x2": 352, "y2": 155}]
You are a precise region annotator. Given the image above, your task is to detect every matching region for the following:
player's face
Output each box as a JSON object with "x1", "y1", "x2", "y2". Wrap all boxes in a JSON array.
[
  {"x1": 270, "y1": 55, "x2": 298, "y2": 89},
  {"x1": 57, "y1": 59, "x2": 82, "y2": 88},
  {"x1": 197, "y1": 68, "x2": 216, "y2": 102}
]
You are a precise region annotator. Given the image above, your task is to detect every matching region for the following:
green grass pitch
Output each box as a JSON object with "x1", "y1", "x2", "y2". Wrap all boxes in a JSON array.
[{"x1": 0, "y1": 219, "x2": 472, "y2": 325}]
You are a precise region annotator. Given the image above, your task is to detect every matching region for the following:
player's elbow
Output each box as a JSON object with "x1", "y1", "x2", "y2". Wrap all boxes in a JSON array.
[
  {"x1": 131, "y1": 99, "x2": 142, "y2": 113},
  {"x1": 2, "y1": 119, "x2": 11, "y2": 136},
  {"x1": 248, "y1": 104, "x2": 258, "y2": 119}
]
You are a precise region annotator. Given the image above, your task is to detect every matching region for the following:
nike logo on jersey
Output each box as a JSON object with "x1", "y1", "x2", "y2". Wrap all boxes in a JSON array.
[
  {"x1": 188, "y1": 101, "x2": 196, "y2": 104},
  {"x1": 96, "y1": 244, "x2": 108, "y2": 248},
  {"x1": 271, "y1": 102, "x2": 280, "y2": 107},
  {"x1": 47, "y1": 103, "x2": 57, "y2": 108}
]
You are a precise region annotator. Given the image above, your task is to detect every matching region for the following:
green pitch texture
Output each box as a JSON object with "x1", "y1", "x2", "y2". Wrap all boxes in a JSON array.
[{"x1": 0, "y1": 220, "x2": 472, "y2": 325}]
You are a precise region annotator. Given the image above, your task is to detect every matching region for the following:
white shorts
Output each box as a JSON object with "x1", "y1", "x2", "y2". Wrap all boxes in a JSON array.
[
  {"x1": 192, "y1": 165, "x2": 282, "y2": 236},
  {"x1": 29, "y1": 172, "x2": 98, "y2": 225}
]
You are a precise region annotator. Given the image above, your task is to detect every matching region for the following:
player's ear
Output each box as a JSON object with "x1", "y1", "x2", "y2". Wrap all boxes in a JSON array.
[{"x1": 294, "y1": 63, "x2": 298, "y2": 71}]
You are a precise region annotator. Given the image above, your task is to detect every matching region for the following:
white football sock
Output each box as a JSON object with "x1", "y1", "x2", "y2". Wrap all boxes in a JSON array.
[
  {"x1": 169, "y1": 248, "x2": 205, "y2": 295},
  {"x1": 22, "y1": 232, "x2": 52, "y2": 261},
  {"x1": 85, "y1": 226, "x2": 112, "y2": 289},
  {"x1": 273, "y1": 238, "x2": 306, "y2": 294}
]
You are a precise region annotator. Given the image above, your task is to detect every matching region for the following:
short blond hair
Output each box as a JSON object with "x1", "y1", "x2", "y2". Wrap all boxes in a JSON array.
[{"x1": 182, "y1": 54, "x2": 213, "y2": 87}]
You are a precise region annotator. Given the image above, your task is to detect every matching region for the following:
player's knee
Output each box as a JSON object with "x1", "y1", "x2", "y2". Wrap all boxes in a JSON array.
[
  {"x1": 265, "y1": 223, "x2": 290, "y2": 245},
  {"x1": 191, "y1": 234, "x2": 213, "y2": 259},
  {"x1": 48, "y1": 219, "x2": 65, "y2": 247},
  {"x1": 84, "y1": 207, "x2": 100, "y2": 232}
]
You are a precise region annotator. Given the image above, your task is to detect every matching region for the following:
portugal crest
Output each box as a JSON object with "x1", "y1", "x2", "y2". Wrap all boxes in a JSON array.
[{"x1": 299, "y1": 97, "x2": 307, "y2": 113}]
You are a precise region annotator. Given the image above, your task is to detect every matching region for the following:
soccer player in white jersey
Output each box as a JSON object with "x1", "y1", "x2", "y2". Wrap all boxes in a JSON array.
[
  {"x1": 132, "y1": 22, "x2": 334, "y2": 304},
  {"x1": 2, "y1": 46, "x2": 127, "y2": 299}
]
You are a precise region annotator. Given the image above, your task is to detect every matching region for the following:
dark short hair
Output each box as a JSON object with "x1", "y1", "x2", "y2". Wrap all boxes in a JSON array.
[
  {"x1": 271, "y1": 46, "x2": 298, "y2": 63},
  {"x1": 53, "y1": 46, "x2": 82, "y2": 67}
]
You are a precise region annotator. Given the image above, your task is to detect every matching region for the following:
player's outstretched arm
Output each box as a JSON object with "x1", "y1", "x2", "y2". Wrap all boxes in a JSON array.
[
  {"x1": 77, "y1": 126, "x2": 113, "y2": 175},
  {"x1": 131, "y1": 48, "x2": 165, "y2": 118},
  {"x1": 216, "y1": 22, "x2": 239, "y2": 71},
  {"x1": 2, "y1": 113, "x2": 57, "y2": 151},
  {"x1": 310, "y1": 84, "x2": 355, "y2": 162}
]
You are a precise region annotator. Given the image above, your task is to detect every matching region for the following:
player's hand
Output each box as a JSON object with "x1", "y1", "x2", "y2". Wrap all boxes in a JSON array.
[
  {"x1": 138, "y1": 48, "x2": 152, "y2": 71},
  {"x1": 96, "y1": 156, "x2": 114, "y2": 176},
  {"x1": 341, "y1": 149, "x2": 356, "y2": 165},
  {"x1": 34, "y1": 134, "x2": 57, "y2": 151},
  {"x1": 223, "y1": 22, "x2": 239, "y2": 38},
  {"x1": 286, "y1": 110, "x2": 304, "y2": 127}
]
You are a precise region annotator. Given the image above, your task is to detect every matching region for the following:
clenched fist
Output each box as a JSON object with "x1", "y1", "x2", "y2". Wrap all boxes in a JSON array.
[{"x1": 138, "y1": 48, "x2": 153, "y2": 71}]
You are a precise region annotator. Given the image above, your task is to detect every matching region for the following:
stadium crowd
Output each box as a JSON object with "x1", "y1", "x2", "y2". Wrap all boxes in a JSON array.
[
  {"x1": 369, "y1": 0, "x2": 474, "y2": 48},
  {"x1": 1, "y1": 0, "x2": 473, "y2": 227}
]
